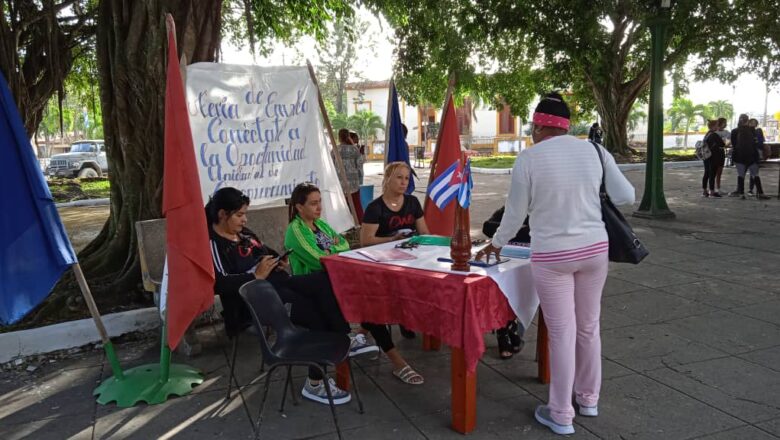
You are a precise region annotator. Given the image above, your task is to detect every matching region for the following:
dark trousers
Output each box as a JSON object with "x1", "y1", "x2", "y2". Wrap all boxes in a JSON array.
[
  {"x1": 702, "y1": 157, "x2": 716, "y2": 192},
  {"x1": 271, "y1": 272, "x2": 351, "y2": 381},
  {"x1": 361, "y1": 323, "x2": 395, "y2": 352}
]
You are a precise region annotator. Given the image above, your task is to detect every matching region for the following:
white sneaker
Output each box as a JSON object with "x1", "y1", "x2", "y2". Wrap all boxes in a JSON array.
[
  {"x1": 301, "y1": 378, "x2": 351, "y2": 405},
  {"x1": 534, "y1": 405, "x2": 575, "y2": 435},
  {"x1": 578, "y1": 404, "x2": 598, "y2": 417},
  {"x1": 349, "y1": 333, "x2": 380, "y2": 357}
]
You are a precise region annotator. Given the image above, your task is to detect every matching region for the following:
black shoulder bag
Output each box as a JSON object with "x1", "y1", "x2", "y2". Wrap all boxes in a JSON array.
[{"x1": 591, "y1": 142, "x2": 649, "y2": 264}]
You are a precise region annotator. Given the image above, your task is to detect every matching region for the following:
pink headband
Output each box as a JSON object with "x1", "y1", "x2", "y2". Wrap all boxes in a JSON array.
[{"x1": 532, "y1": 112, "x2": 570, "y2": 130}]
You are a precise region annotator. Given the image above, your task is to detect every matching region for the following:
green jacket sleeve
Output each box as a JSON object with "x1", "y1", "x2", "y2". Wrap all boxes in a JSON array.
[{"x1": 284, "y1": 217, "x2": 351, "y2": 275}]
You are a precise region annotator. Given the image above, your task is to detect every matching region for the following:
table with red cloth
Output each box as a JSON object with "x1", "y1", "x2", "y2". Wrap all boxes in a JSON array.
[{"x1": 321, "y1": 254, "x2": 549, "y2": 434}]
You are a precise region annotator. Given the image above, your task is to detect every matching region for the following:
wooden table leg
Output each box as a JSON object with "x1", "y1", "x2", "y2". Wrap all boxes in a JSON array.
[
  {"x1": 336, "y1": 361, "x2": 350, "y2": 391},
  {"x1": 536, "y1": 310, "x2": 550, "y2": 384},
  {"x1": 451, "y1": 347, "x2": 477, "y2": 434},
  {"x1": 423, "y1": 334, "x2": 441, "y2": 351}
]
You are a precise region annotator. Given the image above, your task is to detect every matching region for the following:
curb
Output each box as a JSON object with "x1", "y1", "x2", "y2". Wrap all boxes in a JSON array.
[
  {"x1": 55, "y1": 198, "x2": 110, "y2": 208},
  {"x1": 0, "y1": 307, "x2": 160, "y2": 364},
  {"x1": 472, "y1": 160, "x2": 702, "y2": 175}
]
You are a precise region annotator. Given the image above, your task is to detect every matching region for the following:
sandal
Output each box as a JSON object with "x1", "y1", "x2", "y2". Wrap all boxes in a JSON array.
[
  {"x1": 507, "y1": 320, "x2": 524, "y2": 353},
  {"x1": 393, "y1": 365, "x2": 424, "y2": 385},
  {"x1": 496, "y1": 327, "x2": 514, "y2": 360}
]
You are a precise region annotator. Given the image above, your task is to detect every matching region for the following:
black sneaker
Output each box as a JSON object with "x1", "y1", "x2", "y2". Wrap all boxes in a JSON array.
[{"x1": 711, "y1": 192, "x2": 722, "y2": 198}]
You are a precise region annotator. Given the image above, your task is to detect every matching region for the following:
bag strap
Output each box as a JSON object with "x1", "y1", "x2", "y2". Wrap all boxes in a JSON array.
[{"x1": 590, "y1": 141, "x2": 607, "y2": 197}]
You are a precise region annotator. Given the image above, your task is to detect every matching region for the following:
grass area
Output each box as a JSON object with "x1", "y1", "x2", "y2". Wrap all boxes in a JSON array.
[
  {"x1": 470, "y1": 155, "x2": 517, "y2": 169},
  {"x1": 48, "y1": 178, "x2": 110, "y2": 202},
  {"x1": 471, "y1": 149, "x2": 698, "y2": 168}
]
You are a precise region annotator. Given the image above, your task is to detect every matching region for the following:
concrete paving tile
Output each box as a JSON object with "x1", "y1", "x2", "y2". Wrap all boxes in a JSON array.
[
  {"x1": 602, "y1": 324, "x2": 728, "y2": 372},
  {"x1": 411, "y1": 394, "x2": 600, "y2": 439},
  {"x1": 642, "y1": 247, "x2": 702, "y2": 265},
  {"x1": 693, "y1": 425, "x2": 779, "y2": 440},
  {"x1": 669, "y1": 241, "x2": 753, "y2": 258},
  {"x1": 720, "y1": 271, "x2": 780, "y2": 294},
  {"x1": 729, "y1": 250, "x2": 780, "y2": 272},
  {"x1": 600, "y1": 309, "x2": 643, "y2": 331},
  {"x1": 756, "y1": 417, "x2": 780, "y2": 436},
  {"x1": 739, "y1": 346, "x2": 780, "y2": 373},
  {"x1": 646, "y1": 357, "x2": 780, "y2": 424},
  {"x1": 1, "y1": 418, "x2": 94, "y2": 440},
  {"x1": 604, "y1": 289, "x2": 717, "y2": 324},
  {"x1": 661, "y1": 279, "x2": 778, "y2": 309},
  {"x1": 664, "y1": 310, "x2": 780, "y2": 355},
  {"x1": 609, "y1": 263, "x2": 704, "y2": 289},
  {"x1": 655, "y1": 260, "x2": 765, "y2": 281},
  {"x1": 732, "y1": 299, "x2": 780, "y2": 326},
  {"x1": 602, "y1": 276, "x2": 648, "y2": 297},
  {"x1": 358, "y1": 352, "x2": 529, "y2": 420},
  {"x1": 240, "y1": 369, "x2": 407, "y2": 439},
  {"x1": 0, "y1": 365, "x2": 101, "y2": 426},
  {"x1": 93, "y1": 388, "x2": 254, "y2": 439},
  {"x1": 575, "y1": 374, "x2": 742, "y2": 440},
  {"x1": 307, "y1": 420, "x2": 426, "y2": 439}
]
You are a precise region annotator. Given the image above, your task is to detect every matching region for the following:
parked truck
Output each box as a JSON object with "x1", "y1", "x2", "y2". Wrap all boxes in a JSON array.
[{"x1": 46, "y1": 140, "x2": 108, "y2": 178}]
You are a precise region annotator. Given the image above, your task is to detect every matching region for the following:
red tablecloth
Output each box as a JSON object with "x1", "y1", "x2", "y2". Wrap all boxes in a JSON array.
[{"x1": 322, "y1": 255, "x2": 515, "y2": 372}]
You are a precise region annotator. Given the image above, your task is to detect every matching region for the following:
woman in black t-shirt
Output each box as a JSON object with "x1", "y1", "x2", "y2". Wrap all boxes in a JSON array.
[{"x1": 360, "y1": 161, "x2": 429, "y2": 246}]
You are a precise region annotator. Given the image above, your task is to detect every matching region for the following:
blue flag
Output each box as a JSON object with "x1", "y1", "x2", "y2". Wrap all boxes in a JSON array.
[
  {"x1": 385, "y1": 81, "x2": 415, "y2": 193},
  {"x1": 0, "y1": 72, "x2": 76, "y2": 325}
]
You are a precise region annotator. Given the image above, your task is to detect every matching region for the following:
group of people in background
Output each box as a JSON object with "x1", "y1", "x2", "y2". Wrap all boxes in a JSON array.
[{"x1": 701, "y1": 114, "x2": 770, "y2": 199}]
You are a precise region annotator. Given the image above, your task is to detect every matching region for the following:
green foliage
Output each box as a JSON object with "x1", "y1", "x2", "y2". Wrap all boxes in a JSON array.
[
  {"x1": 668, "y1": 97, "x2": 706, "y2": 146},
  {"x1": 629, "y1": 102, "x2": 648, "y2": 132},
  {"x1": 707, "y1": 100, "x2": 734, "y2": 121},
  {"x1": 470, "y1": 155, "x2": 516, "y2": 169},
  {"x1": 223, "y1": 0, "x2": 355, "y2": 56},
  {"x1": 369, "y1": 0, "x2": 739, "y2": 154},
  {"x1": 329, "y1": 109, "x2": 385, "y2": 142}
]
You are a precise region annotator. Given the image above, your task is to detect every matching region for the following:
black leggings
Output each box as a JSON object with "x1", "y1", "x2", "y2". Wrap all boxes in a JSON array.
[
  {"x1": 702, "y1": 157, "x2": 716, "y2": 191},
  {"x1": 361, "y1": 323, "x2": 395, "y2": 352}
]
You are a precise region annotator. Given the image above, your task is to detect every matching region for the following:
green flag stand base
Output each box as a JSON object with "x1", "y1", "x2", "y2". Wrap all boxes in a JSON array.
[{"x1": 93, "y1": 322, "x2": 203, "y2": 407}]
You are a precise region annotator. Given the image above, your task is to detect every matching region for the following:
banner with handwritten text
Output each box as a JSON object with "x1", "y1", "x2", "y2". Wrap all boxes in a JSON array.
[{"x1": 185, "y1": 63, "x2": 353, "y2": 232}]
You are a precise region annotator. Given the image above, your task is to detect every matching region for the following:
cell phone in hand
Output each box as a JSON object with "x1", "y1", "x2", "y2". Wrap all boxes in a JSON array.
[{"x1": 275, "y1": 248, "x2": 294, "y2": 262}]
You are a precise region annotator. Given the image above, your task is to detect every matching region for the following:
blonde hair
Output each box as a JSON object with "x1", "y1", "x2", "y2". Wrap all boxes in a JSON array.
[{"x1": 382, "y1": 161, "x2": 411, "y2": 194}]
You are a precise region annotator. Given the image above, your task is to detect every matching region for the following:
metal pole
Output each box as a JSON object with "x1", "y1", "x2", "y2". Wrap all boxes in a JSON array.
[{"x1": 634, "y1": 12, "x2": 675, "y2": 219}]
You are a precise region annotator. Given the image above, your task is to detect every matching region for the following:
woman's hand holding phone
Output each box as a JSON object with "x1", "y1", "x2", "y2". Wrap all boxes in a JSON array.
[{"x1": 254, "y1": 255, "x2": 279, "y2": 280}]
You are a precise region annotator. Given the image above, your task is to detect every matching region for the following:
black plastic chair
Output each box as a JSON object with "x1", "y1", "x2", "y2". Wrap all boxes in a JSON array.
[{"x1": 238, "y1": 279, "x2": 363, "y2": 440}]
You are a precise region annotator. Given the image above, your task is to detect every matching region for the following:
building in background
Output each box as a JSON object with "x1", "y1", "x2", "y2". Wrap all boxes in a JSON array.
[{"x1": 346, "y1": 80, "x2": 527, "y2": 160}]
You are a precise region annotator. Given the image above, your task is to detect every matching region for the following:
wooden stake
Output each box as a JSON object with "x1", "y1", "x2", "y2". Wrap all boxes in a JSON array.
[{"x1": 306, "y1": 60, "x2": 359, "y2": 225}]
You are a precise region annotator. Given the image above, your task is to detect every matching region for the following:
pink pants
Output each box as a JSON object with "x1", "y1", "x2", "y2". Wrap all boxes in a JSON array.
[{"x1": 532, "y1": 253, "x2": 609, "y2": 425}]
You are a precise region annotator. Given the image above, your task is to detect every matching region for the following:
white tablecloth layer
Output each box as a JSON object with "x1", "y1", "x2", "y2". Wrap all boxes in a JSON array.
[{"x1": 340, "y1": 241, "x2": 540, "y2": 329}]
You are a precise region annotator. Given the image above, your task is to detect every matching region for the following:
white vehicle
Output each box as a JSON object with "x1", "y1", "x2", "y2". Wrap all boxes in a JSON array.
[{"x1": 46, "y1": 140, "x2": 109, "y2": 178}]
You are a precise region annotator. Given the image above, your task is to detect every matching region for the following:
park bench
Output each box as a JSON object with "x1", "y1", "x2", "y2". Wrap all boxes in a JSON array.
[{"x1": 135, "y1": 204, "x2": 289, "y2": 355}]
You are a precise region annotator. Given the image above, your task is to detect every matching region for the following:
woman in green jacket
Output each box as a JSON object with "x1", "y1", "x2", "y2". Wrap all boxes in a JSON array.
[{"x1": 284, "y1": 182, "x2": 424, "y2": 385}]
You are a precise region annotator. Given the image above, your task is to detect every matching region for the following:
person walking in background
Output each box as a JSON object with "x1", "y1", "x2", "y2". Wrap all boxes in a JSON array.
[
  {"x1": 701, "y1": 120, "x2": 725, "y2": 197},
  {"x1": 476, "y1": 92, "x2": 635, "y2": 435},
  {"x1": 715, "y1": 118, "x2": 731, "y2": 191},
  {"x1": 588, "y1": 122, "x2": 603, "y2": 144},
  {"x1": 729, "y1": 114, "x2": 768, "y2": 199},
  {"x1": 747, "y1": 118, "x2": 766, "y2": 196},
  {"x1": 349, "y1": 131, "x2": 366, "y2": 185},
  {"x1": 333, "y1": 128, "x2": 366, "y2": 220}
]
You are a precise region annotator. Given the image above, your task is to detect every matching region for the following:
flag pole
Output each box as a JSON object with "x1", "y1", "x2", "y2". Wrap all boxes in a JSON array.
[
  {"x1": 384, "y1": 78, "x2": 394, "y2": 166},
  {"x1": 426, "y1": 74, "x2": 457, "y2": 189},
  {"x1": 93, "y1": 15, "x2": 204, "y2": 407},
  {"x1": 306, "y1": 59, "x2": 360, "y2": 225},
  {"x1": 71, "y1": 263, "x2": 124, "y2": 380}
]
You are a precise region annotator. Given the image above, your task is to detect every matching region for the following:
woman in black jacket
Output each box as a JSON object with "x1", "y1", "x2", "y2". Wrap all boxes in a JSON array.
[{"x1": 207, "y1": 187, "x2": 377, "y2": 406}]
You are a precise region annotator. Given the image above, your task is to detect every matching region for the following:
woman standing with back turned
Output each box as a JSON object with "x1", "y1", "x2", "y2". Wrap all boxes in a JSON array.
[{"x1": 477, "y1": 93, "x2": 635, "y2": 435}]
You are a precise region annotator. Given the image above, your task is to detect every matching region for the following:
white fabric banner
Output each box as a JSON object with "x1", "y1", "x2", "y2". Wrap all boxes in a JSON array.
[{"x1": 185, "y1": 63, "x2": 354, "y2": 232}]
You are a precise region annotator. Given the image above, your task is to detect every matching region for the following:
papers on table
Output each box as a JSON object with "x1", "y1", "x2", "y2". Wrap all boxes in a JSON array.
[{"x1": 356, "y1": 248, "x2": 417, "y2": 262}]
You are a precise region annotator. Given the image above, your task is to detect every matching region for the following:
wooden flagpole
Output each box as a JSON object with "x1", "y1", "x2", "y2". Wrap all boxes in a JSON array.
[{"x1": 306, "y1": 60, "x2": 360, "y2": 226}]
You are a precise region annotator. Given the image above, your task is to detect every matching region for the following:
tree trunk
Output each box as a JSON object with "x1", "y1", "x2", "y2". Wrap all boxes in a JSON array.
[
  {"x1": 32, "y1": 0, "x2": 222, "y2": 322},
  {"x1": 589, "y1": 72, "x2": 650, "y2": 157}
]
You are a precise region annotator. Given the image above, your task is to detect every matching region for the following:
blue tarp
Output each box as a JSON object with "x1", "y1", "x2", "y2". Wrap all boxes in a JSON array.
[{"x1": 0, "y1": 71, "x2": 76, "y2": 325}]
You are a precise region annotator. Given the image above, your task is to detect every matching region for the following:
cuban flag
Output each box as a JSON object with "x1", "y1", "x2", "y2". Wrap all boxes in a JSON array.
[
  {"x1": 457, "y1": 157, "x2": 473, "y2": 208},
  {"x1": 427, "y1": 160, "x2": 460, "y2": 209}
]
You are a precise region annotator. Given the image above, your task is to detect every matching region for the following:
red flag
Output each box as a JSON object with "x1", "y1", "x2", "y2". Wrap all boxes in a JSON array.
[
  {"x1": 162, "y1": 16, "x2": 215, "y2": 349},
  {"x1": 424, "y1": 96, "x2": 462, "y2": 236}
]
